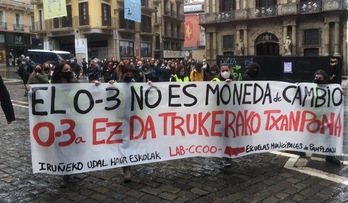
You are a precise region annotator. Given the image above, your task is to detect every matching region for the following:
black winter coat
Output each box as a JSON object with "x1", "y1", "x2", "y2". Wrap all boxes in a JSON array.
[{"x1": 0, "y1": 75, "x2": 15, "y2": 123}]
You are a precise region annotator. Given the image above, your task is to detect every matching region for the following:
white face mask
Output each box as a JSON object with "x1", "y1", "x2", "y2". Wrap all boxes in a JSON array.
[{"x1": 221, "y1": 71, "x2": 230, "y2": 79}]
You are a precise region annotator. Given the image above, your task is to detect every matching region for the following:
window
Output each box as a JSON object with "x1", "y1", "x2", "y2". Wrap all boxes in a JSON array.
[
  {"x1": 30, "y1": 16, "x2": 35, "y2": 31},
  {"x1": 62, "y1": 5, "x2": 72, "y2": 27},
  {"x1": 141, "y1": 0, "x2": 149, "y2": 7},
  {"x1": 38, "y1": 10, "x2": 43, "y2": 30},
  {"x1": 102, "y1": 3, "x2": 111, "y2": 26},
  {"x1": 79, "y1": 2, "x2": 89, "y2": 25},
  {"x1": 141, "y1": 15, "x2": 151, "y2": 33},
  {"x1": 220, "y1": 0, "x2": 236, "y2": 12},
  {"x1": 222, "y1": 35, "x2": 234, "y2": 49},
  {"x1": 119, "y1": 10, "x2": 135, "y2": 30},
  {"x1": 120, "y1": 41, "x2": 134, "y2": 57},
  {"x1": 0, "y1": 11, "x2": 3, "y2": 24},
  {"x1": 141, "y1": 43, "x2": 152, "y2": 57},
  {"x1": 256, "y1": 0, "x2": 277, "y2": 7},
  {"x1": 303, "y1": 29, "x2": 320, "y2": 45},
  {"x1": 15, "y1": 13, "x2": 20, "y2": 26}
]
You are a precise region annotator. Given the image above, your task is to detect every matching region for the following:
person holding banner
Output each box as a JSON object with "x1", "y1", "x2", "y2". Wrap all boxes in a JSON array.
[
  {"x1": 170, "y1": 64, "x2": 190, "y2": 82},
  {"x1": 211, "y1": 63, "x2": 233, "y2": 83},
  {"x1": 243, "y1": 62, "x2": 260, "y2": 81},
  {"x1": 50, "y1": 61, "x2": 79, "y2": 187},
  {"x1": 211, "y1": 64, "x2": 233, "y2": 166},
  {"x1": 312, "y1": 69, "x2": 342, "y2": 166},
  {"x1": 108, "y1": 64, "x2": 141, "y2": 183}
]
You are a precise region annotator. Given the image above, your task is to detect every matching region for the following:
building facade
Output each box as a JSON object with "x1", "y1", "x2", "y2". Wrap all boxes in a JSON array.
[
  {"x1": 184, "y1": 0, "x2": 205, "y2": 61},
  {"x1": 200, "y1": 0, "x2": 348, "y2": 75},
  {"x1": 0, "y1": 0, "x2": 34, "y2": 66},
  {"x1": 33, "y1": 0, "x2": 185, "y2": 62}
]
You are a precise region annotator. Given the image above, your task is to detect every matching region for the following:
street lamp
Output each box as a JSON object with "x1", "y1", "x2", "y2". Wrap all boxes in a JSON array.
[{"x1": 114, "y1": 7, "x2": 132, "y2": 15}]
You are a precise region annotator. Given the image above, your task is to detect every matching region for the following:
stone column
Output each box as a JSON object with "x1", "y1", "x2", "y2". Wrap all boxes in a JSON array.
[
  {"x1": 323, "y1": 22, "x2": 329, "y2": 56},
  {"x1": 334, "y1": 21, "x2": 340, "y2": 56},
  {"x1": 236, "y1": 30, "x2": 240, "y2": 42},
  {"x1": 236, "y1": 0, "x2": 240, "y2": 9},
  {"x1": 213, "y1": 32, "x2": 217, "y2": 61},
  {"x1": 291, "y1": 25, "x2": 296, "y2": 55},
  {"x1": 206, "y1": 33, "x2": 211, "y2": 61},
  {"x1": 283, "y1": 26, "x2": 287, "y2": 54},
  {"x1": 235, "y1": 30, "x2": 241, "y2": 55},
  {"x1": 243, "y1": 29, "x2": 248, "y2": 55}
]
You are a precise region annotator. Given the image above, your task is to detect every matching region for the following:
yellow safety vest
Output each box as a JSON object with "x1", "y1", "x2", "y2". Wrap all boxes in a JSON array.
[
  {"x1": 211, "y1": 77, "x2": 220, "y2": 82},
  {"x1": 174, "y1": 74, "x2": 189, "y2": 82}
]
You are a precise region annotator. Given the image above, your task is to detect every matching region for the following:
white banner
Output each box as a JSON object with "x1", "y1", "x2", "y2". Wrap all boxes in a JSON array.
[{"x1": 28, "y1": 81, "x2": 344, "y2": 175}]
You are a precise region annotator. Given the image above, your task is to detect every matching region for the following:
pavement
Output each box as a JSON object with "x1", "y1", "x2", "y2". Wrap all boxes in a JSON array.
[{"x1": 1, "y1": 66, "x2": 348, "y2": 202}]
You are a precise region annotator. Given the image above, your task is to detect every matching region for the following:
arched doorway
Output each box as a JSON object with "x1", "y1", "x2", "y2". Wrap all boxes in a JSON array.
[{"x1": 255, "y1": 33, "x2": 280, "y2": 56}]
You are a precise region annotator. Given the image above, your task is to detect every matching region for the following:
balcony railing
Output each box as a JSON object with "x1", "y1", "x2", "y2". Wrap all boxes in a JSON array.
[
  {"x1": 74, "y1": 16, "x2": 90, "y2": 27},
  {"x1": 0, "y1": 22, "x2": 7, "y2": 30},
  {"x1": 0, "y1": 0, "x2": 34, "y2": 11},
  {"x1": 163, "y1": 30, "x2": 184, "y2": 39},
  {"x1": 49, "y1": 17, "x2": 73, "y2": 29},
  {"x1": 141, "y1": 25, "x2": 152, "y2": 33},
  {"x1": 299, "y1": 0, "x2": 322, "y2": 14},
  {"x1": 34, "y1": 21, "x2": 46, "y2": 32},
  {"x1": 154, "y1": 17, "x2": 162, "y2": 26},
  {"x1": 163, "y1": 9, "x2": 185, "y2": 21},
  {"x1": 200, "y1": 0, "x2": 348, "y2": 24},
  {"x1": 13, "y1": 24, "x2": 24, "y2": 31},
  {"x1": 119, "y1": 19, "x2": 135, "y2": 31}
]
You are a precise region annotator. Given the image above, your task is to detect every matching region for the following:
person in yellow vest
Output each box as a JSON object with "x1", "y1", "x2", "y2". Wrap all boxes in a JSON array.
[
  {"x1": 211, "y1": 63, "x2": 233, "y2": 167},
  {"x1": 170, "y1": 63, "x2": 190, "y2": 82},
  {"x1": 211, "y1": 63, "x2": 233, "y2": 83},
  {"x1": 210, "y1": 64, "x2": 221, "y2": 81},
  {"x1": 190, "y1": 61, "x2": 204, "y2": 81}
]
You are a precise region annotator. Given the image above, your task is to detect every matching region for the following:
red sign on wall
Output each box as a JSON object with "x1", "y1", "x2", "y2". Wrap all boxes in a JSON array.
[{"x1": 184, "y1": 15, "x2": 201, "y2": 47}]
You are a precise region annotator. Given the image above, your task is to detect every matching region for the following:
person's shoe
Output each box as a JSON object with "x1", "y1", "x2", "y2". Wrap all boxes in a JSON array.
[
  {"x1": 325, "y1": 156, "x2": 342, "y2": 166},
  {"x1": 221, "y1": 158, "x2": 232, "y2": 167},
  {"x1": 123, "y1": 166, "x2": 131, "y2": 183},
  {"x1": 60, "y1": 175, "x2": 71, "y2": 188}
]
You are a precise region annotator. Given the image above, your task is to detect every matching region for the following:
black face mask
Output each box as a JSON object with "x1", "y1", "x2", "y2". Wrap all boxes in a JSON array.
[
  {"x1": 313, "y1": 79, "x2": 325, "y2": 84},
  {"x1": 35, "y1": 68, "x2": 41, "y2": 73},
  {"x1": 61, "y1": 72, "x2": 72, "y2": 80},
  {"x1": 123, "y1": 76, "x2": 132, "y2": 83}
]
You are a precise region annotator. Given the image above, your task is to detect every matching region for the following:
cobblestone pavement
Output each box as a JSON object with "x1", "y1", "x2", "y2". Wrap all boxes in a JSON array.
[{"x1": 1, "y1": 68, "x2": 348, "y2": 203}]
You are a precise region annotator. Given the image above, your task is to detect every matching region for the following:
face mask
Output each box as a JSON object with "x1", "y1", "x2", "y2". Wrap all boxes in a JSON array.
[
  {"x1": 313, "y1": 79, "x2": 325, "y2": 84},
  {"x1": 35, "y1": 68, "x2": 41, "y2": 73},
  {"x1": 211, "y1": 71, "x2": 217, "y2": 75},
  {"x1": 124, "y1": 76, "x2": 132, "y2": 82},
  {"x1": 179, "y1": 72, "x2": 185, "y2": 77},
  {"x1": 221, "y1": 71, "x2": 230, "y2": 79},
  {"x1": 61, "y1": 71, "x2": 72, "y2": 80}
]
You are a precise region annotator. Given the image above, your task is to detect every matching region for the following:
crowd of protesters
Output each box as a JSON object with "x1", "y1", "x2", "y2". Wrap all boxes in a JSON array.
[
  {"x1": 80, "y1": 56, "x2": 237, "y2": 84},
  {"x1": 16, "y1": 54, "x2": 253, "y2": 88}
]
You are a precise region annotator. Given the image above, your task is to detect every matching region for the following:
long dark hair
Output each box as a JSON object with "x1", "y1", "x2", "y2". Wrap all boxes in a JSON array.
[{"x1": 51, "y1": 62, "x2": 71, "y2": 83}]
